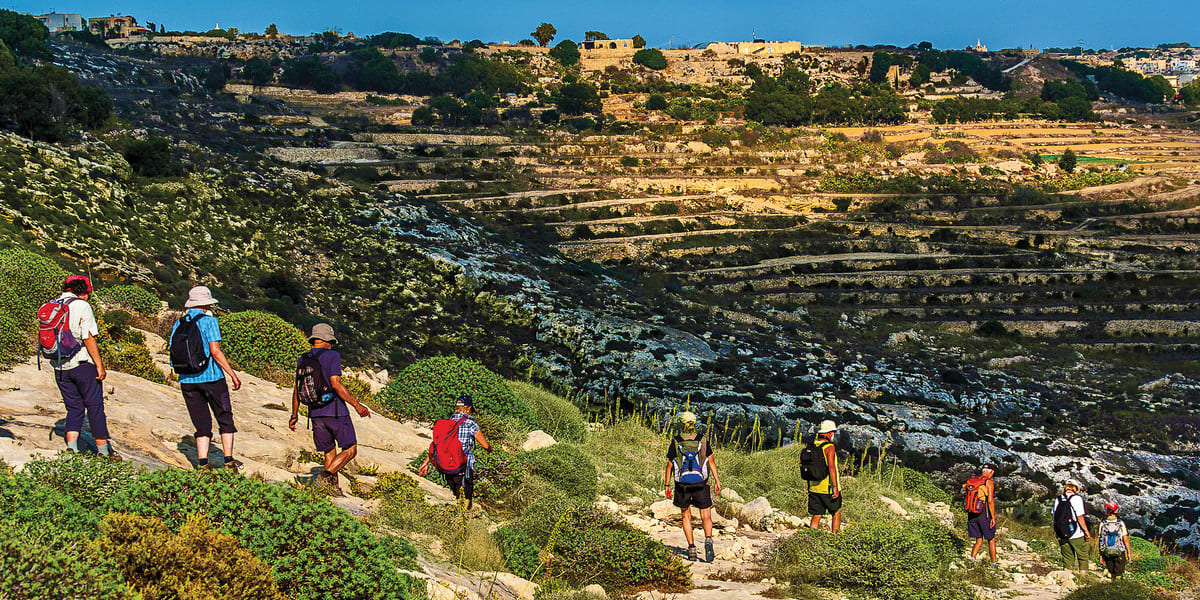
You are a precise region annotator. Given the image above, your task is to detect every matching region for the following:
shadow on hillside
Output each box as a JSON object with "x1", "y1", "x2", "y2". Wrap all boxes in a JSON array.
[{"x1": 175, "y1": 435, "x2": 229, "y2": 468}]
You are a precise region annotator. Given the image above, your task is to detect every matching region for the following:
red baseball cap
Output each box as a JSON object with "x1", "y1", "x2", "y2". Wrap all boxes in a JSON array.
[
  {"x1": 1105, "y1": 502, "x2": 1120, "y2": 514},
  {"x1": 64, "y1": 275, "x2": 92, "y2": 293}
]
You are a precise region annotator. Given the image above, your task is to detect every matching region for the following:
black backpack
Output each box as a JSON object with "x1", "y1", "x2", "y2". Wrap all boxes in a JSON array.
[
  {"x1": 295, "y1": 349, "x2": 335, "y2": 409},
  {"x1": 170, "y1": 313, "x2": 211, "y2": 375},
  {"x1": 1053, "y1": 494, "x2": 1080, "y2": 538},
  {"x1": 800, "y1": 439, "x2": 831, "y2": 481}
]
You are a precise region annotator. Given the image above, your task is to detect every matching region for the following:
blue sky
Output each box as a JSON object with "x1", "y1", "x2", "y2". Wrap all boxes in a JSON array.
[{"x1": 7, "y1": 0, "x2": 1194, "y2": 51}]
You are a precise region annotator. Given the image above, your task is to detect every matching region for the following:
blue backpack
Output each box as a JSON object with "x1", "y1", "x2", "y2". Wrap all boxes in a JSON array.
[{"x1": 673, "y1": 438, "x2": 709, "y2": 486}]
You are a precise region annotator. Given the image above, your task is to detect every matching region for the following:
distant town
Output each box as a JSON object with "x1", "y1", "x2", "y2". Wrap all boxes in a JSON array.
[{"x1": 24, "y1": 10, "x2": 1198, "y2": 93}]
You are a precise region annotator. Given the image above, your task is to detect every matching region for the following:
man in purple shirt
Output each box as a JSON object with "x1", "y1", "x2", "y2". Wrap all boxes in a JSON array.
[{"x1": 288, "y1": 323, "x2": 370, "y2": 496}]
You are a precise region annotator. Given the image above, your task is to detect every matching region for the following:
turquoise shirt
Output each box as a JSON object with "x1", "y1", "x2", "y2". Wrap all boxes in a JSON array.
[{"x1": 169, "y1": 309, "x2": 225, "y2": 384}]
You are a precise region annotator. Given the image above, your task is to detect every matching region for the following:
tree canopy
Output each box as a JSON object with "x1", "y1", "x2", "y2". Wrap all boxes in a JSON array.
[
  {"x1": 531, "y1": 23, "x2": 556, "y2": 47},
  {"x1": 632, "y1": 48, "x2": 667, "y2": 70},
  {"x1": 549, "y1": 40, "x2": 580, "y2": 66}
]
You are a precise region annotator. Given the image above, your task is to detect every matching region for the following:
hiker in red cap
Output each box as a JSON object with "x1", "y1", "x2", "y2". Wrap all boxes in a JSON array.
[
  {"x1": 1097, "y1": 502, "x2": 1132, "y2": 580},
  {"x1": 39, "y1": 275, "x2": 113, "y2": 456}
]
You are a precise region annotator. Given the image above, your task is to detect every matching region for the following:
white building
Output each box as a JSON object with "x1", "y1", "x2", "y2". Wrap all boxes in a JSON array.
[{"x1": 36, "y1": 12, "x2": 85, "y2": 32}]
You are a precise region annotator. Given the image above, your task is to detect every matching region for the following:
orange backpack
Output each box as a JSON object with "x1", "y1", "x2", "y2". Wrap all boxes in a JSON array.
[{"x1": 963, "y1": 476, "x2": 989, "y2": 514}]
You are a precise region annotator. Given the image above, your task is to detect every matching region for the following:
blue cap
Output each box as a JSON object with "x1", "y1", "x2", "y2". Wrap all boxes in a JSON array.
[{"x1": 455, "y1": 394, "x2": 473, "y2": 407}]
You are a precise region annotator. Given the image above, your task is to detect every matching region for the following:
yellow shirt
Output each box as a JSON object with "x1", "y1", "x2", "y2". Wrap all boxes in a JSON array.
[{"x1": 808, "y1": 440, "x2": 838, "y2": 494}]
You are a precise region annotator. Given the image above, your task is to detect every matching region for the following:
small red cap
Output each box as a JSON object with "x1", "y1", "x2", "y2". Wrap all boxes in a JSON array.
[
  {"x1": 64, "y1": 275, "x2": 92, "y2": 293},
  {"x1": 1104, "y1": 502, "x2": 1120, "y2": 514}
]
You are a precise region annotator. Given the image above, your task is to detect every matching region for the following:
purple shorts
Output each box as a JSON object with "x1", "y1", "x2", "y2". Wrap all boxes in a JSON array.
[
  {"x1": 56, "y1": 362, "x2": 109, "y2": 439},
  {"x1": 967, "y1": 511, "x2": 996, "y2": 540},
  {"x1": 312, "y1": 414, "x2": 357, "y2": 453}
]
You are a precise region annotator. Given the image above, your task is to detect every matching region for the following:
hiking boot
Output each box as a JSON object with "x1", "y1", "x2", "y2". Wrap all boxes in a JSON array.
[
  {"x1": 705, "y1": 538, "x2": 715, "y2": 563},
  {"x1": 197, "y1": 462, "x2": 219, "y2": 471},
  {"x1": 687, "y1": 545, "x2": 697, "y2": 561},
  {"x1": 315, "y1": 470, "x2": 334, "y2": 486},
  {"x1": 223, "y1": 458, "x2": 244, "y2": 473}
]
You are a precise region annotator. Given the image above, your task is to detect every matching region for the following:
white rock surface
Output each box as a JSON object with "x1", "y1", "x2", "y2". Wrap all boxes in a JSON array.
[
  {"x1": 521, "y1": 430, "x2": 556, "y2": 452},
  {"x1": 738, "y1": 497, "x2": 773, "y2": 527},
  {"x1": 583, "y1": 583, "x2": 608, "y2": 598}
]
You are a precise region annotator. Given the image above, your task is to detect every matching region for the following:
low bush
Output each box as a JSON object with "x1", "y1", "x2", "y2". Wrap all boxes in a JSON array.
[
  {"x1": 104, "y1": 468, "x2": 423, "y2": 600},
  {"x1": 97, "y1": 311, "x2": 167, "y2": 384},
  {"x1": 511, "y1": 381, "x2": 586, "y2": 443},
  {"x1": 494, "y1": 525, "x2": 542, "y2": 579},
  {"x1": 100, "y1": 513, "x2": 284, "y2": 600},
  {"x1": 515, "y1": 495, "x2": 689, "y2": 593},
  {"x1": 1062, "y1": 581, "x2": 1153, "y2": 600},
  {"x1": 0, "y1": 469, "x2": 105, "y2": 535},
  {"x1": 0, "y1": 519, "x2": 132, "y2": 600},
  {"x1": 523, "y1": 444, "x2": 598, "y2": 501},
  {"x1": 377, "y1": 356, "x2": 536, "y2": 427},
  {"x1": 94, "y1": 285, "x2": 161, "y2": 314},
  {"x1": 898, "y1": 466, "x2": 952, "y2": 504},
  {"x1": 0, "y1": 289, "x2": 28, "y2": 366},
  {"x1": 217, "y1": 310, "x2": 309, "y2": 384},
  {"x1": 768, "y1": 518, "x2": 969, "y2": 600},
  {"x1": 0, "y1": 246, "x2": 67, "y2": 316},
  {"x1": 410, "y1": 445, "x2": 529, "y2": 502},
  {"x1": 22, "y1": 451, "x2": 140, "y2": 511}
]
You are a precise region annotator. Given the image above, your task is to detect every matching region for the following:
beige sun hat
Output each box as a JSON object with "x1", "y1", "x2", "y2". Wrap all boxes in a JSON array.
[
  {"x1": 308, "y1": 323, "x2": 337, "y2": 344},
  {"x1": 677, "y1": 411, "x2": 698, "y2": 424},
  {"x1": 184, "y1": 285, "x2": 219, "y2": 308},
  {"x1": 818, "y1": 419, "x2": 837, "y2": 434}
]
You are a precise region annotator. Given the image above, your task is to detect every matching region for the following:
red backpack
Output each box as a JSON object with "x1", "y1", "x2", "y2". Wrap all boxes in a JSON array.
[
  {"x1": 963, "y1": 476, "x2": 989, "y2": 514},
  {"x1": 37, "y1": 297, "x2": 83, "y2": 364},
  {"x1": 429, "y1": 416, "x2": 468, "y2": 475}
]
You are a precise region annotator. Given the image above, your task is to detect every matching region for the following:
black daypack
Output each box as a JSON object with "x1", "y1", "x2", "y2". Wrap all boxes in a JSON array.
[
  {"x1": 800, "y1": 439, "x2": 831, "y2": 481},
  {"x1": 169, "y1": 313, "x2": 211, "y2": 375},
  {"x1": 295, "y1": 349, "x2": 335, "y2": 409},
  {"x1": 1053, "y1": 494, "x2": 1080, "y2": 538}
]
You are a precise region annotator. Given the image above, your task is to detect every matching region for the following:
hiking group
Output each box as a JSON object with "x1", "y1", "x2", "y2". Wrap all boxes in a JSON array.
[{"x1": 38, "y1": 276, "x2": 1139, "y2": 572}]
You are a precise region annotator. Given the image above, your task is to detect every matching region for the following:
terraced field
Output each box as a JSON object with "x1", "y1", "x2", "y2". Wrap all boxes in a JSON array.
[{"x1": 252, "y1": 82, "x2": 1200, "y2": 390}]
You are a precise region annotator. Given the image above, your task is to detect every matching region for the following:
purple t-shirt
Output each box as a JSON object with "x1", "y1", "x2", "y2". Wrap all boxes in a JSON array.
[{"x1": 298, "y1": 348, "x2": 346, "y2": 418}]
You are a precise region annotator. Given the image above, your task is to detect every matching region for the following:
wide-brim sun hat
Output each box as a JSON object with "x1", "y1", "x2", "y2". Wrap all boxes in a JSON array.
[
  {"x1": 818, "y1": 419, "x2": 837, "y2": 434},
  {"x1": 308, "y1": 323, "x2": 337, "y2": 344},
  {"x1": 184, "y1": 285, "x2": 219, "y2": 308},
  {"x1": 677, "y1": 411, "x2": 698, "y2": 424}
]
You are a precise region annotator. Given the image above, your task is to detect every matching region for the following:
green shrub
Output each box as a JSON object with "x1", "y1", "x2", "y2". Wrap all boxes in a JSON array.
[
  {"x1": 22, "y1": 452, "x2": 140, "y2": 511},
  {"x1": 1063, "y1": 581, "x2": 1153, "y2": 600},
  {"x1": 632, "y1": 48, "x2": 668, "y2": 70},
  {"x1": 768, "y1": 518, "x2": 969, "y2": 600},
  {"x1": 217, "y1": 310, "x2": 309, "y2": 384},
  {"x1": 410, "y1": 445, "x2": 529, "y2": 502},
  {"x1": 1129, "y1": 536, "x2": 1161, "y2": 559},
  {"x1": 899, "y1": 467, "x2": 952, "y2": 504},
  {"x1": 342, "y1": 375, "x2": 373, "y2": 403},
  {"x1": 510, "y1": 381, "x2": 586, "y2": 443},
  {"x1": 104, "y1": 468, "x2": 422, "y2": 600},
  {"x1": 99, "y1": 512, "x2": 284, "y2": 599},
  {"x1": 515, "y1": 495, "x2": 689, "y2": 593},
  {"x1": 0, "y1": 247, "x2": 67, "y2": 314},
  {"x1": 97, "y1": 312, "x2": 167, "y2": 384},
  {"x1": 0, "y1": 291, "x2": 28, "y2": 366},
  {"x1": 94, "y1": 285, "x2": 161, "y2": 314},
  {"x1": 0, "y1": 470, "x2": 105, "y2": 535},
  {"x1": 0, "y1": 519, "x2": 132, "y2": 600},
  {"x1": 494, "y1": 526, "x2": 542, "y2": 579},
  {"x1": 377, "y1": 356, "x2": 536, "y2": 427},
  {"x1": 523, "y1": 444, "x2": 598, "y2": 501}
]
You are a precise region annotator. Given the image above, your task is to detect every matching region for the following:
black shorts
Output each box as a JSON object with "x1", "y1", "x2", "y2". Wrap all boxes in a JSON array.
[
  {"x1": 1102, "y1": 553, "x2": 1127, "y2": 577},
  {"x1": 808, "y1": 491, "x2": 842, "y2": 516},
  {"x1": 673, "y1": 483, "x2": 713, "y2": 510}
]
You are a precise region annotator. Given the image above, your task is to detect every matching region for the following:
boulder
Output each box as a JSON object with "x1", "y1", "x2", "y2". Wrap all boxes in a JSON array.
[
  {"x1": 649, "y1": 499, "x2": 678, "y2": 521},
  {"x1": 880, "y1": 495, "x2": 908, "y2": 517},
  {"x1": 739, "y1": 497, "x2": 773, "y2": 527},
  {"x1": 428, "y1": 580, "x2": 480, "y2": 600},
  {"x1": 1009, "y1": 538, "x2": 1029, "y2": 551},
  {"x1": 521, "y1": 430, "x2": 556, "y2": 452},
  {"x1": 719, "y1": 488, "x2": 745, "y2": 503},
  {"x1": 583, "y1": 584, "x2": 608, "y2": 598},
  {"x1": 482, "y1": 572, "x2": 539, "y2": 600}
]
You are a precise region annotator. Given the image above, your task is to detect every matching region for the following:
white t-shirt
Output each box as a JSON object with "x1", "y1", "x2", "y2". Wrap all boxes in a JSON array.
[
  {"x1": 1053, "y1": 493, "x2": 1088, "y2": 540},
  {"x1": 51, "y1": 292, "x2": 98, "y2": 371}
]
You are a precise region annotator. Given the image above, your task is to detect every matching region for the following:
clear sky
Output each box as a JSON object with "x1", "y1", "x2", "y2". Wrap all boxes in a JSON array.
[{"x1": 7, "y1": 0, "x2": 1195, "y2": 51}]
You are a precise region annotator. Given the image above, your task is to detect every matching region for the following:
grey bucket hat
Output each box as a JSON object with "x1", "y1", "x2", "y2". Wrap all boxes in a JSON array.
[{"x1": 308, "y1": 323, "x2": 338, "y2": 344}]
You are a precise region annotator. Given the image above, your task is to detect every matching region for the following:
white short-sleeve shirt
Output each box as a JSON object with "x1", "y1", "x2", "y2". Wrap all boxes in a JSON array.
[
  {"x1": 1053, "y1": 493, "x2": 1088, "y2": 540},
  {"x1": 51, "y1": 292, "x2": 99, "y2": 371}
]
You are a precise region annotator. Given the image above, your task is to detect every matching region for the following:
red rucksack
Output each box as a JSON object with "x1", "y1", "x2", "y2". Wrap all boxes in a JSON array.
[
  {"x1": 429, "y1": 416, "x2": 468, "y2": 475},
  {"x1": 37, "y1": 297, "x2": 83, "y2": 364},
  {"x1": 963, "y1": 476, "x2": 989, "y2": 514}
]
